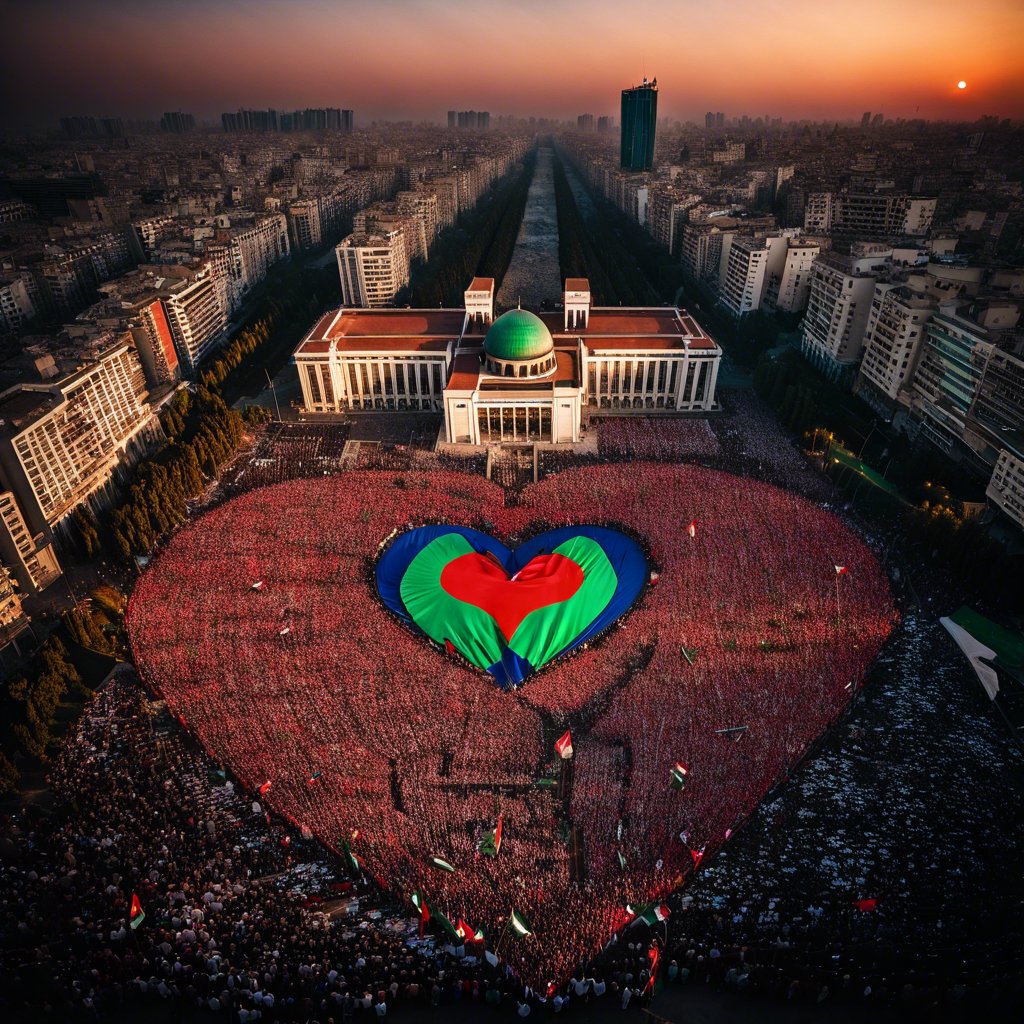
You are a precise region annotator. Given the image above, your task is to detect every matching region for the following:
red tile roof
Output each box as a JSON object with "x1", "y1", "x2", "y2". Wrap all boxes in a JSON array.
[
  {"x1": 564, "y1": 277, "x2": 590, "y2": 291},
  {"x1": 468, "y1": 277, "x2": 495, "y2": 292}
]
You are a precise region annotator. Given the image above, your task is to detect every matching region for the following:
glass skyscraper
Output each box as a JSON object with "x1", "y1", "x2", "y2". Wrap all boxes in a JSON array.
[{"x1": 620, "y1": 79, "x2": 658, "y2": 171}]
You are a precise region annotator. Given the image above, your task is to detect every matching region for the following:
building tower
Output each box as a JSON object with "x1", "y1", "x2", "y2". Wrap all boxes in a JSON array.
[{"x1": 620, "y1": 78, "x2": 658, "y2": 171}]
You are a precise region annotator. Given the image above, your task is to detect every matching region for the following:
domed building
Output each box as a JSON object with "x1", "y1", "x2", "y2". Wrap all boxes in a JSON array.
[
  {"x1": 482, "y1": 309, "x2": 557, "y2": 379},
  {"x1": 294, "y1": 275, "x2": 722, "y2": 446}
]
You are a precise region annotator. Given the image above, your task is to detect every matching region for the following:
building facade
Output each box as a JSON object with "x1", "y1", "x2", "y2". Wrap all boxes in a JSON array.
[
  {"x1": 0, "y1": 339, "x2": 160, "y2": 533},
  {"x1": 294, "y1": 278, "x2": 722, "y2": 446},
  {"x1": 336, "y1": 231, "x2": 409, "y2": 308},
  {"x1": 620, "y1": 80, "x2": 658, "y2": 171}
]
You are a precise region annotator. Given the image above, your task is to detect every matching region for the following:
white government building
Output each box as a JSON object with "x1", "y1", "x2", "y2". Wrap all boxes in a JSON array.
[{"x1": 293, "y1": 277, "x2": 721, "y2": 445}]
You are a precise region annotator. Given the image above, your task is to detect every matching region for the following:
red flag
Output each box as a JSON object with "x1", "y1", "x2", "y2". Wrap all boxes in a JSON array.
[
  {"x1": 494, "y1": 814, "x2": 503, "y2": 854},
  {"x1": 130, "y1": 893, "x2": 143, "y2": 920},
  {"x1": 649, "y1": 571, "x2": 660, "y2": 587},
  {"x1": 853, "y1": 898, "x2": 877, "y2": 912},
  {"x1": 687, "y1": 520, "x2": 697, "y2": 539},
  {"x1": 835, "y1": 564, "x2": 848, "y2": 575},
  {"x1": 258, "y1": 779, "x2": 272, "y2": 796},
  {"x1": 554, "y1": 729, "x2": 573, "y2": 759},
  {"x1": 690, "y1": 846, "x2": 705, "y2": 869},
  {"x1": 444, "y1": 638, "x2": 457, "y2": 656},
  {"x1": 645, "y1": 943, "x2": 661, "y2": 992}
]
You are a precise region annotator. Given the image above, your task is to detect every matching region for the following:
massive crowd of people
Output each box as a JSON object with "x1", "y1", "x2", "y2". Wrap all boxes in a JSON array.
[{"x1": 126, "y1": 461, "x2": 894, "y2": 986}]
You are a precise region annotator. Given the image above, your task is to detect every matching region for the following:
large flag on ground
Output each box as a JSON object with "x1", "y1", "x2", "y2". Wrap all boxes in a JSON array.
[
  {"x1": 554, "y1": 729, "x2": 573, "y2": 759},
  {"x1": 509, "y1": 909, "x2": 533, "y2": 937},
  {"x1": 669, "y1": 762, "x2": 689, "y2": 790},
  {"x1": 129, "y1": 892, "x2": 145, "y2": 929}
]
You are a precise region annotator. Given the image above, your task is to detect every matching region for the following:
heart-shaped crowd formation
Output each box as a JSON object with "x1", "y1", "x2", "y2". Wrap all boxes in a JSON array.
[
  {"x1": 127, "y1": 463, "x2": 894, "y2": 987},
  {"x1": 376, "y1": 525, "x2": 648, "y2": 688}
]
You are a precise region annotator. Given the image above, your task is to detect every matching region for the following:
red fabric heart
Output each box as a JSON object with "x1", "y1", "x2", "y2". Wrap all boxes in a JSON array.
[{"x1": 440, "y1": 552, "x2": 584, "y2": 642}]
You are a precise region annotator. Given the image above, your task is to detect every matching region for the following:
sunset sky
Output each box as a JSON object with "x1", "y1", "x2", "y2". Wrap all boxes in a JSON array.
[{"x1": 8, "y1": 0, "x2": 1024, "y2": 126}]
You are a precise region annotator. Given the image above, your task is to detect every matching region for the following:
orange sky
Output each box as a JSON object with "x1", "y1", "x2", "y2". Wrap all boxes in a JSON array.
[{"x1": 6, "y1": 0, "x2": 1024, "y2": 125}]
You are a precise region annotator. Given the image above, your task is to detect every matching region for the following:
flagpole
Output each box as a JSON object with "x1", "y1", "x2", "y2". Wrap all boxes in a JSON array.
[
  {"x1": 835, "y1": 573, "x2": 841, "y2": 626},
  {"x1": 493, "y1": 914, "x2": 513, "y2": 958}
]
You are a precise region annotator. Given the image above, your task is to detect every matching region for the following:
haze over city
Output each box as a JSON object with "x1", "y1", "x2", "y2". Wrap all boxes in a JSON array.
[{"x1": 6, "y1": 0, "x2": 1024, "y2": 126}]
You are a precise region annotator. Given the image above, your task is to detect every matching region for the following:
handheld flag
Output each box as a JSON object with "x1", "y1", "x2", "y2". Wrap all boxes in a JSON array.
[
  {"x1": 715, "y1": 725, "x2": 748, "y2": 742},
  {"x1": 307, "y1": 770, "x2": 322, "y2": 785},
  {"x1": 687, "y1": 520, "x2": 697, "y2": 539},
  {"x1": 554, "y1": 729, "x2": 573, "y2": 759},
  {"x1": 129, "y1": 892, "x2": 145, "y2": 929},
  {"x1": 617, "y1": 849, "x2": 627, "y2": 871},
  {"x1": 411, "y1": 889, "x2": 429, "y2": 938},
  {"x1": 251, "y1": 580, "x2": 265, "y2": 591},
  {"x1": 432, "y1": 908, "x2": 462, "y2": 941},
  {"x1": 649, "y1": 571, "x2": 660, "y2": 587},
  {"x1": 669, "y1": 762, "x2": 689, "y2": 790},
  {"x1": 258, "y1": 779, "x2": 272, "y2": 796},
  {"x1": 835, "y1": 565, "x2": 848, "y2": 575},
  {"x1": 680, "y1": 645, "x2": 697, "y2": 666},
  {"x1": 644, "y1": 943, "x2": 661, "y2": 993},
  {"x1": 430, "y1": 856, "x2": 456, "y2": 873},
  {"x1": 278, "y1": 626, "x2": 290, "y2": 636},
  {"x1": 509, "y1": 908, "x2": 533, "y2": 937},
  {"x1": 691, "y1": 846, "x2": 705, "y2": 869},
  {"x1": 341, "y1": 840, "x2": 362, "y2": 876},
  {"x1": 853, "y1": 898, "x2": 877, "y2": 912}
]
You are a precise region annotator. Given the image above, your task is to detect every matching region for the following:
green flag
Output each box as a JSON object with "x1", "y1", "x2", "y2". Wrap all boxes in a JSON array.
[{"x1": 509, "y1": 909, "x2": 533, "y2": 937}]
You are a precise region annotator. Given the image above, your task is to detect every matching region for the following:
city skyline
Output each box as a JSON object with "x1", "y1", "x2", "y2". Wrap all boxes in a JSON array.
[{"x1": 5, "y1": 0, "x2": 1024, "y2": 128}]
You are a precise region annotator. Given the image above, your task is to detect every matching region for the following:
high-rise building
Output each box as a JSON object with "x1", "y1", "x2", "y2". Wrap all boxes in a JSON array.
[
  {"x1": 861, "y1": 111, "x2": 872, "y2": 128},
  {"x1": 160, "y1": 111, "x2": 196, "y2": 132},
  {"x1": 447, "y1": 110, "x2": 457, "y2": 129},
  {"x1": 800, "y1": 248, "x2": 893, "y2": 382},
  {"x1": 578, "y1": 114, "x2": 595, "y2": 132},
  {"x1": 597, "y1": 116, "x2": 613, "y2": 133},
  {"x1": 336, "y1": 230, "x2": 410, "y2": 307},
  {"x1": 620, "y1": 78, "x2": 658, "y2": 171},
  {"x1": 287, "y1": 200, "x2": 323, "y2": 252},
  {"x1": 856, "y1": 284, "x2": 936, "y2": 411},
  {"x1": 0, "y1": 490, "x2": 61, "y2": 594},
  {"x1": 0, "y1": 338, "x2": 158, "y2": 534},
  {"x1": 705, "y1": 112, "x2": 716, "y2": 129},
  {"x1": 162, "y1": 270, "x2": 229, "y2": 375}
]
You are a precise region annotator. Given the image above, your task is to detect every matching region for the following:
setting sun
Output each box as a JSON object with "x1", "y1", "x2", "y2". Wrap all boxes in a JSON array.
[{"x1": 958, "y1": 80, "x2": 968, "y2": 88}]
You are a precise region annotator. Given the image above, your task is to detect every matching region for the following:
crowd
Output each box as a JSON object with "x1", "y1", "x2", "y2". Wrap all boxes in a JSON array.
[
  {"x1": 126, "y1": 461, "x2": 895, "y2": 987},
  {"x1": 596, "y1": 418, "x2": 721, "y2": 463}
]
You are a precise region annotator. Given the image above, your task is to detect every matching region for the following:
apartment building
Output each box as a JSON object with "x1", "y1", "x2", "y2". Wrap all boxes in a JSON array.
[
  {"x1": 719, "y1": 237, "x2": 774, "y2": 317},
  {"x1": 162, "y1": 269, "x2": 230, "y2": 375},
  {"x1": 287, "y1": 200, "x2": 323, "y2": 252},
  {"x1": 767, "y1": 238, "x2": 823, "y2": 313},
  {"x1": 336, "y1": 230, "x2": 409, "y2": 308},
  {"x1": 800, "y1": 248, "x2": 893, "y2": 382},
  {"x1": 0, "y1": 338, "x2": 158, "y2": 535},
  {"x1": 228, "y1": 213, "x2": 290, "y2": 303},
  {"x1": 0, "y1": 489, "x2": 61, "y2": 594},
  {"x1": 910, "y1": 312, "x2": 993, "y2": 455},
  {"x1": 856, "y1": 284, "x2": 936, "y2": 414},
  {"x1": 0, "y1": 275, "x2": 38, "y2": 332},
  {"x1": 986, "y1": 449, "x2": 1024, "y2": 533}
]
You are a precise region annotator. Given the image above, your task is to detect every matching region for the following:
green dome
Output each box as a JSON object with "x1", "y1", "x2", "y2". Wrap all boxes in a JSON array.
[{"x1": 484, "y1": 309, "x2": 554, "y2": 362}]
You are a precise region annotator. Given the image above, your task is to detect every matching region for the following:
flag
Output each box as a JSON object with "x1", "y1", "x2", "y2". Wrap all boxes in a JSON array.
[
  {"x1": 129, "y1": 892, "x2": 145, "y2": 929},
  {"x1": 669, "y1": 762, "x2": 689, "y2": 790},
  {"x1": 493, "y1": 814, "x2": 503, "y2": 855},
  {"x1": 444, "y1": 638, "x2": 457, "y2": 656},
  {"x1": 687, "y1": 520, "x2": 697, "y2": 539},
  {"x1": 281, "y1": 835, "x2": 291, "y2": 847},
  {"x1": 251, "y1": 580, "x2": 265, "y2": 591},
  {"x1": 645, "y1": 943, "x2": 661, "y2": 992},
  {"x1": 853, "y1": 898, "x2": 877, "y2": 912},
  {"x1": 341, "y1": 840, "x2": 361, "y2": 876},
  {"x1": 306, "y1": 770, "x2": 322, "y2": 785},
  {"x1": 715, "y1": 725, "x2": 748, "y2": 742},
  {"x1": 649, "y1": 571, "x2": 660, "y2": 587},
  {"x1": 617, "y1": 849, "x2": 627, "y2": 871},
  {"x1": 279, "y1": 626, "x2": 290, "y2": 636},
  {"x1": 258, "y1": 779, "x2": 272, "y2": 796},
  {"x1": 630, "y1": 903, "x2": 670, "y2": 927},
  {"x1": 411, "y1": 889, "x2": 430, "y2": 938},
  {"x1": 835, "y1": 565, "x2": 848, "y2": 575},
  {"x1": 430, "y1": 856, "x2": 456, "y2": 873},
  {"x1": 480, "y1": 813, "x2": 503, "y2": 856},
  {"x1": 691, "y1": 846, "x2": 705, "y2": 868},
  {"x1": 509, "y1": 909, "x2": 533, "y2": 937},
  {"x1": 680, "y1": 646, "x2": 697, "y2": 665},
  {"x1": 554, "y1": 729, "x2": 573, "y2": 759},
  {"x1": 433, "y1": 909, "x2": 461, "y2": 941},
  {"x1": 457, "y1": 918, "x2": 482, "y2": 943}
]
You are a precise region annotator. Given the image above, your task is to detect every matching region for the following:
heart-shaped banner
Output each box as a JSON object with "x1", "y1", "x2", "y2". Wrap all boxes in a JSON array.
[
  {"x1": 126, "y1": 464, "x2": 894, "y2": 989},
  {"x1": 376, "y1": 526, "x2": 647, "y2": 688}
]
